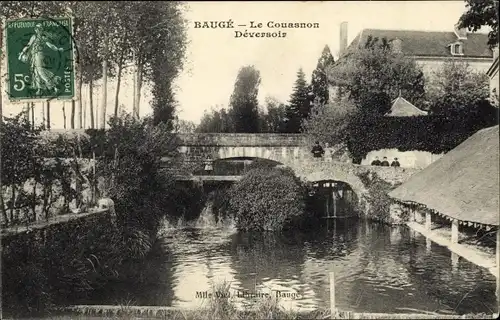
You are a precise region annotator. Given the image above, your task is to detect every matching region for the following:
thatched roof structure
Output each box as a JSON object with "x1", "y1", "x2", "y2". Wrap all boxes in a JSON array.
[
  {"x1": 389, "y1": 125, "x2": 499, "y2": 226},
  {"x1": 385, "y1": 96, "x2": 428, "y2": 117}
]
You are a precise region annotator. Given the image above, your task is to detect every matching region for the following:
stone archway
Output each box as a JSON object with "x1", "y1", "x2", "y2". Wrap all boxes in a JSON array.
[{"x1": 281, "y1": 160, "x2": 372, "y2": 215}]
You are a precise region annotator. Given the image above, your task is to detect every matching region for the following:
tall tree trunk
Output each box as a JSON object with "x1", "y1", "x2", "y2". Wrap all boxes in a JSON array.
[
  {"x1": 78, "y1": 72, "x2": 83, "y2": 129},
  {"x1": 24, "y1": 103, "x2": 30, "y2": 122},
  {"x1": 83, "y1": 98, "x2": 87, "y2": 129},
  {"x1": 63, "y1": 102, "x2": 67, "y2": 129},
  {"x1": 31, "y1": 102, "x2": 35, "y2": 129},
  {"x1": 46, "y1": 101, "x2": 51, "y2": 129},
  {"x1": 101, "y1": 37, "x2": 108, "y2": 129},
  {"x1": 133, "y1": 55, "x2": 143, "y2": 119},
  {"x1": 132, "y1": 52, "x2": 137, "y2": 117},
  {"x1": 70, "y1": 100, "x2": 75, "y2": 129},
  {"x1": 132, "y1": 63, "x2": 137, "y2": 118},
  {"x1": 114, "y1": 54, "x2": 124, "y2": 118},
  {"x1": 95, "y1": 92, "x2": 99, "y2": 129},
  {"x1": 136, "y1": 64, "x2": 143, "y2": 118},
  {"x1": 89, "y1": 80, "x2": 95, "y2": 129},
  {"x1": 41, "y1": 102, "x2": 45, "y2": 126}
]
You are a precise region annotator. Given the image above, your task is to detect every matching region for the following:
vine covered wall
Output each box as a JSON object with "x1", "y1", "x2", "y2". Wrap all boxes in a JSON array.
[{"x1": 346, "y1": 104, "x2": 498, "y2": 162}]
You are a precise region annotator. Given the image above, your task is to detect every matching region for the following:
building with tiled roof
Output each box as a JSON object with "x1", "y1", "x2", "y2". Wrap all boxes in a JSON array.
[
  {"x1": 337, "y1": 23, "x2": 494, "y2": 81},
  {"x1": 385, "y1": 95, "x2": 428, "y2": 117}
]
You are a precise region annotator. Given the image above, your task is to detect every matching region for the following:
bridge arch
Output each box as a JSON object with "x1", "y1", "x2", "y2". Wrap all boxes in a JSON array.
[{"x1": 214, "y1": 146, "x2": 302, "y2": 164}]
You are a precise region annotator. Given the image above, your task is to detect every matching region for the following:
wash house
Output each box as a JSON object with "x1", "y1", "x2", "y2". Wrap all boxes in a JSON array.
[{"x1": 388, "y1": 125, "x2": 499, "y2": 301}]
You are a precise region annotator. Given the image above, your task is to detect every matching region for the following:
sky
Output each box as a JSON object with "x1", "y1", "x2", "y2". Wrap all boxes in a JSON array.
[{"x1": 1, "y1": 1, "x2": 484, "y2": 128}]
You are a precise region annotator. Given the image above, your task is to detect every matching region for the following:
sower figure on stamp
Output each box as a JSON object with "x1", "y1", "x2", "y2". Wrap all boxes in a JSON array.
[{"x1": 18, "y1": 23, "x2": 64, "y2": 96}]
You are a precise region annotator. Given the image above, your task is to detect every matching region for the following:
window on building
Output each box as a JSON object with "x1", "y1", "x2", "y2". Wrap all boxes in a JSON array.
[{"x1": 451, "y1": 43, "x2": 463, "y2": 56}]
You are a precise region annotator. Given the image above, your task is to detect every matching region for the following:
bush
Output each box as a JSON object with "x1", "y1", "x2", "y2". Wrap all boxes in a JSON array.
[
  {"x1": 227, "y1": 167, "x2": 307, "y2": 231},
  {"x1": 357, "y1": 171, "x2": 400, "y2": 223}
]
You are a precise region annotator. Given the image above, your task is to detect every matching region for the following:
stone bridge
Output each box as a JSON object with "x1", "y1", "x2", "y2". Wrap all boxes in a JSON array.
[{"x1": 172, "y1": 134, "x2": 419, "y2": 211}]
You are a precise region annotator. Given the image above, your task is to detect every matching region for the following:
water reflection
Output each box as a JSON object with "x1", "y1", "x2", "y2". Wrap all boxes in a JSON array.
[{"x1": 84, "y1": 220, "x2": 497, "y2": 315}]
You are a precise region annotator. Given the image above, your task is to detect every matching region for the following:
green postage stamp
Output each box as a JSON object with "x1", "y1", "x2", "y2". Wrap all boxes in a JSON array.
[{"x1": 3, "y1": 17, "x2": 76, "y2": 102}]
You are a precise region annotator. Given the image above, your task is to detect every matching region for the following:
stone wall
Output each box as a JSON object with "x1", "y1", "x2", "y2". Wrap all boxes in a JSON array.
[{"x1": 177, "y1": 133, "x2": 310, "y2": 147}]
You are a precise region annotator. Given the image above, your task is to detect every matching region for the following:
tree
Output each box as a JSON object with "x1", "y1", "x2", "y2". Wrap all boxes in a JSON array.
[
  {"x1": 125, "y1": 2, "x2": 187, "y2": 121},
  {"x1": 284, "y1": 68, "x2": 311, "y2": 133},
  {"x1": 228, "y1": 65, "x2": 261, "y2": 133},
  {"x1": 311, "y1": 45, "x2": 335, "y2": 105},
  {"x1": 71, "y1": 1, "x2": 104, "y2": 129},
  {"x1": 196, "y1": 106, "x2": 234, "y2": 133},
  {"x1": 227, "y1": 167, "x2": 307, "y2": 231},
  {"x1": 302, "y1": 95, "x2": 358, "y2": 145},
  {"x1": 425, "y1": 60, "x2": 490, "y2": 115},
  {"x1": 458, "y1": 0, "x2": 499, "y2": 47},
  {"x1": 329, "y1": 36, "x2": 426, "y2": 116},
  {"x1": 172, "y1": 117, "x2": 196, "y2": 133},
  {"x1": 260, "y1": 97, "x2": 287, "y2": 133}
]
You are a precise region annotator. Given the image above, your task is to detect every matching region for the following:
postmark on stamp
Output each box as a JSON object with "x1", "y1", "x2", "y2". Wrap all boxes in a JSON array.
[{"x1": 4, "y1": 17, "x2": 76, "y2": 102}]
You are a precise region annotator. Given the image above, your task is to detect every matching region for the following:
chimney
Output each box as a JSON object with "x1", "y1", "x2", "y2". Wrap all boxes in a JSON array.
[
  {"x1": 339, "y1": 22, "x2": 348, "y2": 57},
  {"x1": 453, "y1": 23, "x2": 467, "y2": 40}
]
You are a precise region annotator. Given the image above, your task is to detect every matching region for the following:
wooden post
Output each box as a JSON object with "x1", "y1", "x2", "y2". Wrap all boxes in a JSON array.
[
  {"x1": 329, "y1": 271, "x2": 336, "y2": 319},
  {"x1": 425, "y1": 211, "x2": 432, "y2": 230},
  {"x1": 451, "y1": 252, "x2": 459, "y2": 272},
  {"x1": 333, "y1": 191, "x2": 337, "y2": 218},
  {"x1": 326, "y1": 190, "x2": 330, "y2": 218},
  {"x1": 451, "y1": 220, "x2": 459, "y2": 244},
  {"x1": 426, "y1": 238, "x2": 432, "y2": 253}
]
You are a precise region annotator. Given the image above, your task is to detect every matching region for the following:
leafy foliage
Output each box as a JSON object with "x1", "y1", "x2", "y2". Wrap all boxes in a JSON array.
[
  {"x1": 97, "y1": 114, "x2": 180, "y2": 235},
  {"x1": 356, "y1": 172, "x2": 398, "y2": 223},
  {"x1": 1, "y1": 111, "x2": 189, "y2": 314},
  {"x1": 345, "y1": 109, "x2": 498, "y2": 163},
  {"x1": 284, "y1": 68, "x2": 312, "y2": 133},
  {"x1": 259, "y1": 97, "x2": 287, "y2": 133},
  {"x1": 329, "y1": 36, "x2": 426, "y2": 116},
  {"x1": 458, "y1": 0, "x2": 499, "y2": 47},
  {"x1": 425, "y1": 60, "x2": 490, "y2": 115},
  {"x1": 227, "y1": 167, "x2": 307, "y2": 231},
  {"x1": 302, "y1": 94, "x2": 358, "y2": 145},
  {"x1": 197, "y1": 96, "x2": 288, "y2": 133},
  {"x1": 196, "y1": 106, "x2": 235, "y2": 133},
  {"x1": 229, "y1": 65, "x2": 262, "y2": 133},
  {"x1": 311, "y1": 45, "x2": 335, "y2": 105},
  {"x1": 0, "y1": 113, "x2": 91, "y2": 226}
]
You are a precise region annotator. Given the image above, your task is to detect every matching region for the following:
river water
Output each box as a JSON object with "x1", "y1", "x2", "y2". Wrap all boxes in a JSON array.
[{"x1": 86, "y1": 214, "x2": 498, "y2": 316}]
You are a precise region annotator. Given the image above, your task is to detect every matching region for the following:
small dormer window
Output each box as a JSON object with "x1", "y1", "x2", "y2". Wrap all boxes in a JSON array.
[{"x1": 451, "y1": 43, "x2": 464, "y2": 56}]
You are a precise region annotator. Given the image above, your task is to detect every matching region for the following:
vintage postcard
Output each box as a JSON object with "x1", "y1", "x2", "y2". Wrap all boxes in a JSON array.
[{"x1": 0, "y1": 1, "x2": 498, "y2": 319}]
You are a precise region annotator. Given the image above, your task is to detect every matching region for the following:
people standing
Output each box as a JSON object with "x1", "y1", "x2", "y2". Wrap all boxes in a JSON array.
[
  {"x1": 311, "y1": 141, "x2": 325, "y2": 159},
  {"x1": 204, "y1": 156, "x2": 214, "y2": 174},
  {"x1": 391, "y1": 157, "x2": 400, "y2": 167},
  {"x1": 371, "y1": 156, "x2": 381, "y2": 166},
  {"x1": 380, "y1": 157, "x2": 390, "y2": 166}
]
